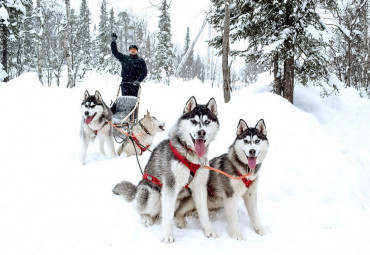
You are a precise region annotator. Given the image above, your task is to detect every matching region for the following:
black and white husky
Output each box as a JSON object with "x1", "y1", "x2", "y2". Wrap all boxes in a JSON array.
[
  {"x1": 113, "y1": 96, "x2": 219, "y2": 243},
  {"x1": 80, "y1": 90, "x2": 117, "y2": 165},
  {"x1": 175, "y1": 119, "x2": 269, "y2": 240}
]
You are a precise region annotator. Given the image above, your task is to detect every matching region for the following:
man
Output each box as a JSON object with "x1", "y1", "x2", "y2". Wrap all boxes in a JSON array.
[{"x1": 111, "y1": 33, "x2": 147, "y2": 97}]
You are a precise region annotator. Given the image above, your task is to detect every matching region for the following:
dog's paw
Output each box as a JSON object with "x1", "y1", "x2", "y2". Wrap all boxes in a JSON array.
[
  {"x1": 203, "y1": 228, "x2": 218, "y2": 238},
  {"x1": 175, "y1": 217, "x2": 187, "y2": 229},
  {"x1": 185, "y1": 210, "x2": 198, "y2": 218},
  {"x1": 141, "y1": 215, "x2": 154, "y2": 227},
  {"x1": 230, "y1": 231, "x2": 245, "y2": 241},
  {"x1": 255, "y1": 225, "x2": 268, "y2": 236},
  {"x1": 161, "y1": 234, "x2": 175, "y2": 243}
]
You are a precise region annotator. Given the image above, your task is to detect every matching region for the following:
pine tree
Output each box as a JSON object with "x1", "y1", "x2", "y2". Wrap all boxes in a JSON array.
[
  {"x1": 182, "y1": 27, "x2": 194, "y2": 80},
  {"x1": 78, "y1": 0, "x2": 91, "y2": 71},
  {"x1": 23, "y1": 1, "x2": 37, "y2": 72},
  {"x1": 0, "y1": 0, "x2": 30, "y2": 82},
  {"x1": 209, "y1": 0, "x2": 338, "y2": 103},
  {"x1": 97, "y1": 0, "x2": 109, "y2": 65},
  {"x1": 154, "y1": 0, "x2": 174, "y2": 83},
  {"x1": 107, "y1": 7, "x2": 119, "y2": 74}
]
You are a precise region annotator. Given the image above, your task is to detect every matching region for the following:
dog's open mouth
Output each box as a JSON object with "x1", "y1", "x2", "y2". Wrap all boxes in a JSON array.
[
  {"x1": 191, "y1": 136, "x2": 207, "y2": 157},
  {"x1": 247, "y1": 157, "x2": 257, "y2": 170},
  {"x1": 159, "y1": 123, "x2": 165, "y2": 131},
  {"x1": 85, "y1": 113, "x2": 96, "y2": 125}
]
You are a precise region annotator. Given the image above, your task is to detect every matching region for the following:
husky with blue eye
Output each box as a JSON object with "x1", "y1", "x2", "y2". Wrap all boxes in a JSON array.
[
  {"x1": 80, "y1": 90, "x2": 117, "y2": 165},
  {"x1": 113, "y1": 96, "x2": 220, "y2": 243},
  {"x1": 175, "y1": 119, "x2": 269, "y2": 241}
]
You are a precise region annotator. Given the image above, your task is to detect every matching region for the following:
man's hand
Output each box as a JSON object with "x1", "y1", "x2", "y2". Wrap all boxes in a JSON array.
[
  {"x1": 111, "y1": 33, "x2": 117, "y2": 42},
  {"x1": 133, "y1": 81, "x2": 140, "y2": 86}
]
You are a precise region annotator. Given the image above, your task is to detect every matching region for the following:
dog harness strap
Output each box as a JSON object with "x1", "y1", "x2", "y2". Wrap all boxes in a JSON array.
[
  {"x1": 131, "y1": 136, "x2": 150, "y2": 152},
  {"x1": 235, "y1": 169, "x2": 253, "y2": 188},
  {"x1": 169, "y1": 142, "x2": 201, "y2": 175},
  {"x1": 143, "y1": 173, "x2": 163, "y2": 186},
  {"x1": 170, "y1": 142, "x2": 201, "y2": 190}
]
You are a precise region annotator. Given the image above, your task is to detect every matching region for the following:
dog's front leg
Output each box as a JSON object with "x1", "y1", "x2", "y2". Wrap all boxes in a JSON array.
[
  {"x1": 243, "y1": 178, "x2": 267, "y2": 235},
  {"x1": 224, "y1": 196, "x2": 244, "y2": 240},
  {"x1": 80, "y1": 135, "x2": 89, "y2": 165},
  {"x1": 191, "y1": 181, "x2": 218, "y2": 238},
  {"x1": 175, "y1": 197, "x2": 196, "y2": 229},
  {"x1": 105, "y1": 134, "x2": 117, "y2": 158},
  {"x1": 99, "y1": 136, "x2": 106, "y2": 156},
  {"x1": 161, "y1": 184, "x2": 179, "y2": 243}
]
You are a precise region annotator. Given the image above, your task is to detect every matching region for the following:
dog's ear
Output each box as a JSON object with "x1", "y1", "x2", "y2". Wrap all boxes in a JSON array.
[
  {"x1": 237, "y1": 119, "x2": 248, "y2": 136},
  {"x1": 95, "y1": 91, "x2": 102, "y2": 103},
  {"x1": 183, "y1": 96, "x2": 197, "y2": 114},
  {"x1": 206, "y1": 98, "x2": 218, "y2": 116},
  {"x1": 84, "y1": 90, "x2": 90, "y2": 100},
  {"x1": 255, "y1": 119, "x2": 267, "y2": 136}
]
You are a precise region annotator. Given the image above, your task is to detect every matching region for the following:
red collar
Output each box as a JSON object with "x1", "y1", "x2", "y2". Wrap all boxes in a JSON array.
[
  {"x1": 131, "y1": 136, "x2": 150, "y2": 152},
  {"x1": 235, "y1": 167, "x2": 254, "y2": 188},
  {"x1": 170, "y1": 141, "x2": 201, "y2": 175},
  {"x1": 93, "y1": 130, "x2": 98, "y2": 135}
]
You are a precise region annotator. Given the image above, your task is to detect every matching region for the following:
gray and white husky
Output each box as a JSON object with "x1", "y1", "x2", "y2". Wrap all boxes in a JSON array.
[
  {"x1": 80, "y1": 90, "x2": 117, "y2": 165},
  {"x1": 175, "y1": 119, "x2": 269, "y2": 240},
  {"x1": 113, "y1": 96, "x2": 219, "y2": 243},
  {"x1": 117, "y1": 111, "x2": 165, "y2": 157}
]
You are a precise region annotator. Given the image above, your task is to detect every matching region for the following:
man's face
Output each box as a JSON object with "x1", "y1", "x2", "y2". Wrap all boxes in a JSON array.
[{"x1": 129, "y1": 48, "x2": 138, "y2": 55}]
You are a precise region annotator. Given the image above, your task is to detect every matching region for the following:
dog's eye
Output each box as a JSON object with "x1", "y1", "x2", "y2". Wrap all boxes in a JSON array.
[
  {"x1": 255, "y1": 139, "x2": 260, "y2": 144},
  {"x1": 204, "y1": 120, "x2": 210, "y2": 125},
  {"x1": 90, "y1": 105, "x2": 95, "y2": 108},
  {"x1": 191, "y1": 120, "x2": 197, "y2": 125},
  {"x1": 244, "y1": 140, "x2": 250, "y2": 144}
]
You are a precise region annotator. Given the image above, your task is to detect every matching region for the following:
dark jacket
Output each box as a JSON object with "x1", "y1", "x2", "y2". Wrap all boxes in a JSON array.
[{"x1": 111, "y1": 41, "x2": 148, "y2": 84}]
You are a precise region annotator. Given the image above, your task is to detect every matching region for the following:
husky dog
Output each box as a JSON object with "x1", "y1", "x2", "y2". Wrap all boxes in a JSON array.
[
  {"x1": 80, "y1": 90, "x2": 117, "y2": 165},
  {"x1": 117, "y1": 111, "x2": 165, "y2": 157},
  {"x1": 175, "y1": 119, "x2": 269, "y2": 240},
  {"x1": 113, "y1": 96, "x2": 219, "y2": 243}
]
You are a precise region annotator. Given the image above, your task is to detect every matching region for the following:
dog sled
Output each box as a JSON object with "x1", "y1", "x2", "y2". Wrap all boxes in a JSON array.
[{"x1": 110, "y1": 84, "x2": 141, "y2": 143}]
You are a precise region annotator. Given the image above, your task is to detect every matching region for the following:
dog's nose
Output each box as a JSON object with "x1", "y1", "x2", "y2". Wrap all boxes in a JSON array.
[
  {"x1": 197, "y1": 129, "x2": 206, "y2": 138},
  {"x1": 249, "y1": 149, "x2": 256, "y2": 156},
  {"x1": 85, "y1": 111, "x2": 89, "y2": 116}
]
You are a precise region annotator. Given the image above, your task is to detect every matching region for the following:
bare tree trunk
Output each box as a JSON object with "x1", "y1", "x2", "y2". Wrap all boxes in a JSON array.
[
  {"x1": 206, "y1": 7, "x2": 212, "y2": 81},
  {"x1": 175, "y1": 18, "x2": 207, "y2": 77},
  {"x1": 346, "y1": 37, "x2": 351, "y2": 88},
  {"x1": 273, "y1": 54, "x2": 282, "y2": 95},
  {"x1": 2, "y1": 23, "x2": 9, "y2": 82},
  {"x1": 36, "y1": 0, "x2": 43, "y2": 85},
  {"x1": 63, "y1": 0, "x2": 74, "y2": 88},
  {"x1": 222, "y1": 0, "x2": 231, "y2": 103},
  {"x1": 283, "y1": 38, "x2": 294, "y2": 104}
]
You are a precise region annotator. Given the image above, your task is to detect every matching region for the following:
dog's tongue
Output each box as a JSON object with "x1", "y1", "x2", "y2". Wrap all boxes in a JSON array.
[
  {"x1": 248, "y1": 157, "x2": 257, "y2": 170},
  {"x1": 194, "y1": 139, "x2": 206, "y2": 157},
  {"x1": 85, "y1": 115, "x2": 94, "y2": 125}
]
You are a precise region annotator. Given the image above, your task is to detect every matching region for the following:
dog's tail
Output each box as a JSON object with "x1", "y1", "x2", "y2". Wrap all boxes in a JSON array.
[{"x1": 112, "y1": 181, "x2": 137, "y2": 202}]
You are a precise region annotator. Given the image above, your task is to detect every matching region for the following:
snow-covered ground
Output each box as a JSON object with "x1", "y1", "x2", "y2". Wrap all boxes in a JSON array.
[{"x1": 0, "y1": 72, "x2": 370, "y2": 255}]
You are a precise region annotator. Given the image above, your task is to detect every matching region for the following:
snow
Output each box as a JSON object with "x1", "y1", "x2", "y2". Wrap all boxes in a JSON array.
[
  {"x1": 0, "y1": 63, "x2": 7, "y2": 81},
  {"x1": 1, "y1": 71, "x2": 370, "y2": 254},
  {"x1": 0, "y1": 6, "x2": 9, "y2": 26}
]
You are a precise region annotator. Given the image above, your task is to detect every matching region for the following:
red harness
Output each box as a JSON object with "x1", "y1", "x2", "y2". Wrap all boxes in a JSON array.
[
  {"x1": 131, "y1": 136, "x2": 150, "y2": 152},
  {"x1": 235, "y1": 168, "x2": 254, "y2": 188},
  {"x1": 142, "y1": 141, "x2": 201, "y2": 189}
]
